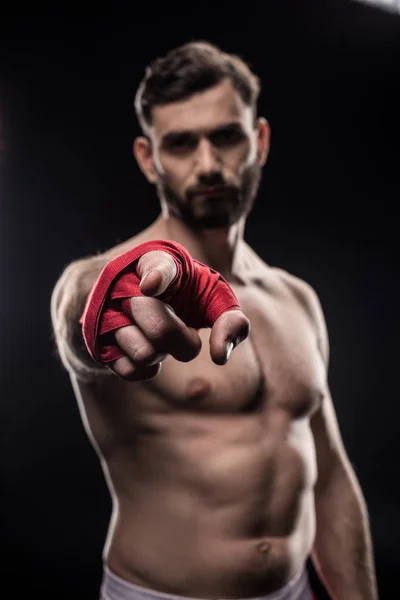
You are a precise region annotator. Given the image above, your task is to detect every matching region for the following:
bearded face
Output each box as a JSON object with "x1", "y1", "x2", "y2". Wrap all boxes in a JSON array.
[
  {"x1": 134, "y1": 79, "x2": 269, "y2": 229},
  {"x1": 155, "y1": 157, "x2": 262, "y2": 231}
]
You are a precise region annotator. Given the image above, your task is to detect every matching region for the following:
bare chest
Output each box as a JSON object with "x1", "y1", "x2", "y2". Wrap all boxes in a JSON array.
[{"x1": 145, "y1": 283, "x2": 325, "y2": 419}]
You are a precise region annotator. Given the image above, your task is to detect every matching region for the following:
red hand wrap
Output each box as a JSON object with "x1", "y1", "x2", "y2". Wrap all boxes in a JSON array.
[{"x1": 80, "y1": 240, "x2": 240, "y2": 365}]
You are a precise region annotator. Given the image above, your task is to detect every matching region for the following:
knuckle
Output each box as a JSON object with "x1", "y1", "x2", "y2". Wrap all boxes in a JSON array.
[
  {"x1": 114, "y1": 326, "x2": 131, "y2": 345},
  {"x1": 131, "y1": 343, "x2": 155, "y2": 365},
  {"x1": 147, "y1": 316, "x2": 175, "y2": 343}
]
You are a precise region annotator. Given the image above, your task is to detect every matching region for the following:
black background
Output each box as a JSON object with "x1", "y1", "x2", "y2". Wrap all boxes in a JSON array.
[{"x1": 1, "y1": 4, "x2": 399, "y2": 599}]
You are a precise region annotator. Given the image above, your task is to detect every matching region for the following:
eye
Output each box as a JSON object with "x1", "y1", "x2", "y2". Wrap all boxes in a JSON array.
[
  {"x1": 209, "y1": 127, "x2": 245, "y2": 147},
  {"x1": 164, "y1": 134, "x2": 198, "y2": 152}
]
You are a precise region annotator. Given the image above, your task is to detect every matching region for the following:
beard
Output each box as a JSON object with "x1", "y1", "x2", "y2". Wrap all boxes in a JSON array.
[{"x1": 155, "y1": 161, "x2": 262, "y2": 231}]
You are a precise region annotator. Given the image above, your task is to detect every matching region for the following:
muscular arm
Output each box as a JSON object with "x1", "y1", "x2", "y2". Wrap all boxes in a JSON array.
[
  {"x1": 299, "y1": 280, "x2": 378, "y2": 600},
  {"x1": 50, "y1": 256, "x2": 111, "y2": 382}
]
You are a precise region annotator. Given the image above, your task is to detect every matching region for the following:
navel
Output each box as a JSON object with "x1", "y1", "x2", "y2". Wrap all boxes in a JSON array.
[{"x1": 257, "y1": 541, "x2": 272, "y2": 556}]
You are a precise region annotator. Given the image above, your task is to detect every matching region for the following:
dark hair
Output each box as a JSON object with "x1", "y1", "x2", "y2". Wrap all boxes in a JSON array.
[{"x1": 134, "y1": 41, "x2": 261, "y2": 132}]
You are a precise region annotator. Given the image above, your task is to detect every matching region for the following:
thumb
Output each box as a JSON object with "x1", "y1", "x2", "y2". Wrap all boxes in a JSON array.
[
  {"x1": 137, "y1": 250, "x2": 177, "y2": 297},
  {"x1": 209, "y1": 310, "x2": 251, "y2": 365}
]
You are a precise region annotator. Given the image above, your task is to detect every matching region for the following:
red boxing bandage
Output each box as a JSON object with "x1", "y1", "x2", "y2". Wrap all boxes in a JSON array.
[{"x1": 80, "y1": 240, "x2": 240, "y2": 365}]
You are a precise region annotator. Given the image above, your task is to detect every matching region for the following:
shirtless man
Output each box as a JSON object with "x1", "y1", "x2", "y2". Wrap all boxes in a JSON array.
[{"x1": 50, "y1": 41, "x2": 378, "y2": 600}]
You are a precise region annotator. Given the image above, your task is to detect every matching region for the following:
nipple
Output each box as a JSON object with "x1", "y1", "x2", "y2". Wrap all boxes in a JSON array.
[{"x1": 186, "y1": 377, "x2": 212, "y2": 401}]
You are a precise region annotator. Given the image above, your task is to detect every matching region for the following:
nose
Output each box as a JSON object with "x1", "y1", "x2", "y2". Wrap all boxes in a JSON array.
[{"x1": 195, "y1": 137, "x2": 220, "y2": 178}]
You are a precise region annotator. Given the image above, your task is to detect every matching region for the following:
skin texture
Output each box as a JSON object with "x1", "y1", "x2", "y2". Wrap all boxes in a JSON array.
[{"x1": 51, "y1": 79, "x2": 378, "y2": 599}]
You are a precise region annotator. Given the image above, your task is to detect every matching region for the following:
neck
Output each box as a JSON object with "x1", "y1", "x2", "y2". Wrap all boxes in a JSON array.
[{"x1": 152, "y1": 214, "x2": 246, "y2": 282}]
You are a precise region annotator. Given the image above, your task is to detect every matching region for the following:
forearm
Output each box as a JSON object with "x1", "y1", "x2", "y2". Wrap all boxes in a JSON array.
[{"x1": 312, "y1": 464, "x2": 378, "y2": 600}]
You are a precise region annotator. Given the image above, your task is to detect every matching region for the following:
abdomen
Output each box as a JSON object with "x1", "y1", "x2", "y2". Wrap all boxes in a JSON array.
[{"x1": 104, "y1": 410, "x2": 317, "y2": 597}]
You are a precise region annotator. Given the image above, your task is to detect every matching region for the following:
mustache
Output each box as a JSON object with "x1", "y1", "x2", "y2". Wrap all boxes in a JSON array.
[{"x1": 186, "y1": 182, "x2": 238, "y2": 198}]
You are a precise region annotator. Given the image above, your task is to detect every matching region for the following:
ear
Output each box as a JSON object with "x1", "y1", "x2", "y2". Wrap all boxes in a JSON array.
[
  {"x1": 133, "y1": 136, "x2": 157, "y2": 184},
  {"x1": 255, "y1": 117, "x2": 270, "y2": 166}
]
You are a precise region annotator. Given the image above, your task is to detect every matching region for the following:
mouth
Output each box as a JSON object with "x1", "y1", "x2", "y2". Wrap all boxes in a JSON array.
[{"x1": 192, "y1": 186, "x2": 232, "y2": 199}]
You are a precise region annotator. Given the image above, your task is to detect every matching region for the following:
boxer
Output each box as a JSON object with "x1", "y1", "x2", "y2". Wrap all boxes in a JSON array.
[{"x1": 51, "y1": 41, "x2": 378, "y2": 600}]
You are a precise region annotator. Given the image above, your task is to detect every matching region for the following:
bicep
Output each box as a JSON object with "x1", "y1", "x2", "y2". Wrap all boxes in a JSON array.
[{"x1": 311, "y1": 387, "x2": 351, "y2": 494}]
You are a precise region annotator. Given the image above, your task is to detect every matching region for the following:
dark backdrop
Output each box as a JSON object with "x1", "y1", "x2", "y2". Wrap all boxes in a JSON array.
[{"x1": 1, "y1": 4, "x2": 399, "y2": 599}]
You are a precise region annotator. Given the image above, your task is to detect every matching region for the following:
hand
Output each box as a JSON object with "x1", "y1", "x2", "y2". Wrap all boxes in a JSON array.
[{"x1": 109, "y1": 250, "x2": 250, "y2": 381}]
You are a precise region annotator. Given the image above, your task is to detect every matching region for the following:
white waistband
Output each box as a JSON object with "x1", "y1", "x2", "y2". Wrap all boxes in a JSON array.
[{"x1": 100, "y1": 564, "x2": 313, "y2": 600}]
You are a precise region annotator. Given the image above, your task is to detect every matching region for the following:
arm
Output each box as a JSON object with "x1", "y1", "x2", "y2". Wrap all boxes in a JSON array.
[
  {"x1": 50, "y1": 256, "x2": 111, "y2": 382},
  {"x1": 302, "y1": 282, "x2": 378, "y2": 600},
  {"x1": 311, "y1": 388, "x2": 378, "y2": 600}
]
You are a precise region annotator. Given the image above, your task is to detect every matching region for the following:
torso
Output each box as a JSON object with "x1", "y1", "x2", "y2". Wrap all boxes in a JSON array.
[{"x1": 72, "y1": 235, "x2": 326, "y2": 598}]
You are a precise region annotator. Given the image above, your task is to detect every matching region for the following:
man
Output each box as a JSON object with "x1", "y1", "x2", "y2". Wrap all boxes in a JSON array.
[{"x1": 50, "y1": 41, "x2": 378, "y2": 600}]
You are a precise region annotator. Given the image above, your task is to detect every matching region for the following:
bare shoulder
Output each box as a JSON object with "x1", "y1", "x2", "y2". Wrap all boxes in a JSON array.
[
  {"x1": 273, "y1": 267, "x2": 322, "y2": 316},
  {"x1": 239, "y1": 242, "x2": 321, "y2": 312},
  {"x1": 239, "y1": 242, "x2": 328, "y2": 361}
]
